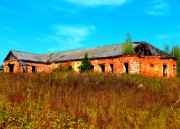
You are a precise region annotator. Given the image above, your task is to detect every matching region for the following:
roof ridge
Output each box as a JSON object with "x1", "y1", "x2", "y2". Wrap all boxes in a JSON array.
[
  {"x1": 11, "y1": 42, "x2": 142, "y2": 56},
  {"x1": 11, "y1": 50, "x2": 42, "y2": 55},
  {"x1": 42, "y1": 42, "x2": 129, "y2": 55}
]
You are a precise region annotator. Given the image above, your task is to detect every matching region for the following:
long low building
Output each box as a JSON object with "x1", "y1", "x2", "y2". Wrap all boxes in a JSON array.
[{"x1": 3, "y1": 42, "x2": 177, "y2": 77}]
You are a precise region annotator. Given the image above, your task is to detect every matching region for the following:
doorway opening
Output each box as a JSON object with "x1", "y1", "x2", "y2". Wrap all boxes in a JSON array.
[
  {"x1": 8, "y1": 64, "x2": 14, "y2": 73},
  {"x1": 32, "y1": 66, "x2": 36, "y2": 73},
  {"x1": 124, "y1": 63, "x2": 129, "y2": 73}
]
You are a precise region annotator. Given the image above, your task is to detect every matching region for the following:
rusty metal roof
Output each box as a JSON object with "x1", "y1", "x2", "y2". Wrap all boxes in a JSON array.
[{"x1": 4, "y1": 42, "x2": 176, "y2": 63}]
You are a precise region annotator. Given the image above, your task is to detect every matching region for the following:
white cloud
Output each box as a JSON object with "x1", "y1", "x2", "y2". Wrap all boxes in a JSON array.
[
  {"x1": 64, "y1": 0, "x2": 128, "y2": 7},
  {"x1": 36, "y1": 25, "x2": 96, "y2": 52},
  {"x1": 146, "y1": 0, "x2": 170, "y2": 16}
]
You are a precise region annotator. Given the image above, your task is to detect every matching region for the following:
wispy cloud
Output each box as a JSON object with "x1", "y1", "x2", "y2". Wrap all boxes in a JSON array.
[
  {"x1": 0, "y1": 25, "x2": 14, "y2": 32},
  {"x1": 146, "y1": 0, "x2": 170, "y2": 16},
  {"x1": 64, "y1": 0, "x2": 129, "y2": 7},
  {"x1": 36, "y1": 24, "x2": 96, "y2": 52}
]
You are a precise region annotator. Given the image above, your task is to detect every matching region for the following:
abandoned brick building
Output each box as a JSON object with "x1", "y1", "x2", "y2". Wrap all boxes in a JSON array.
[{"x1": 4, "y1": 42, "x2": 177, "y2": 78}]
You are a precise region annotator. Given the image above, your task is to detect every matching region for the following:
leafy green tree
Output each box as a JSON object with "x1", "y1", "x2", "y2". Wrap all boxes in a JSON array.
[
  {"x1": 171, "y1": 45, "x2": 180, "y2": 73},
  {"x1": 164, "y1": 44, "x2": 180, "y2": 74},
  {"x1": 171, "y1": 46, "x2": 180, "y2": 57},
  {"x1": 163, "y1": 43, "x2": 170, "y2": 54},
  {"x1": 122, "y1": 33, "x2": 134, "y2": 54},
  {"x1": 78, "y1": 53, "x2": 93, "y2": 72}
]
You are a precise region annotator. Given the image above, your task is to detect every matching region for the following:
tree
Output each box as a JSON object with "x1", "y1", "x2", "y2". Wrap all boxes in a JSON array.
[
  {"x1": 171, "y1": 46, "x2": 180, "y2": 57},
  {"x1": 78, "y1": 53, "x2": 93, "y2": 72},
  {"x1": 171, "y1": 45, "x2": 180, "y2": 73},
  {"x1": 122, "y1": 33, "x2": 135, "y2": 54},
  {"x1": 164, "y1": 43, "x2": 170, "y2": 54},
  {"x1": 164, "y1": 44, "x2": 180, "y2": 74}
]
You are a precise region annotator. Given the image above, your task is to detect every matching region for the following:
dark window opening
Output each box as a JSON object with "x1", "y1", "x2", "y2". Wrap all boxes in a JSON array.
[
  {"x1": 90, "y1": 65, "x2": 94, "y2": 71},
  {"x1": 110, "y1": 64, "x2": 114, "y2": 72},
  {"x1": 9, "y1": 54, "x2": 15, "y2": 60},
  {"x1": 124, "y1": 63, "x2": 129, "y2": 73},
  {"x1": 8, "y1": 64, "x2": 14, "y2": 73},
  {"x1": 173, "y1": 65, "x2": 176, "y2": 76},
  {"x1": 163, "y1": 64, "x2": 167, "y2": 77},
  {"x1": 32, "y1": 66, "x2": 36, "y2": 73},
  {"x1": 150, "y1": 64, "x2": 154, "y2": 67},
  {"x1": 99, "y1": 64, "x2": 105, "y2": 73}
]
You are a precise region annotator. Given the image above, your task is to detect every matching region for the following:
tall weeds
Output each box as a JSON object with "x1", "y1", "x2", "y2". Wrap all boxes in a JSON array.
[{"x1": 0, "y1": 72, "x2": 179, "y2": 128}]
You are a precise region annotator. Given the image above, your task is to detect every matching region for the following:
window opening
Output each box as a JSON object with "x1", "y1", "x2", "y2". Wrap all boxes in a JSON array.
[
  {"x1": 32, "y1": 66, "x2": 36, "y2": 73},
  {"x1": 163, "y1": 64, "x2": 167, "y2": 77},
  {"x1": 110, "y1": 64, "x2": 114, "y2": 72},
  {"x1": 173, "y1": 65, "x2": 176, "y2": 68},
  {"x1": 150, "y1": 64, "x2": 154, "y2": 67},
  {"x1": 99, "y1": 64, "x2": 105, "y2": 73},
  {"x1": 173, "y1": 65, "x2": 176, "y2": 76}
]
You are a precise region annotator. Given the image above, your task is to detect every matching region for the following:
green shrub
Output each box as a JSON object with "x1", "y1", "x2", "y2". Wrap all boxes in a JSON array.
[{"x1": 78, "y1": 53, "x2": 93, "y2": 72}]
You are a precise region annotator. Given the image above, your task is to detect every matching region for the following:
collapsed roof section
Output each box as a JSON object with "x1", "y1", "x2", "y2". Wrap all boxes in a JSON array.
[
  {"x1": 4, "y1": 42, "x2": 177, "y2": 63},
  {"x1": 134, "y1": 42, "x2": 177, "y2": 59}
]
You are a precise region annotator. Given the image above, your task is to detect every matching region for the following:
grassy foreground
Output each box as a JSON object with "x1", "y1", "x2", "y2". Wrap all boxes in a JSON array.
[{"x1": 0, "y1": 72, "x2": 179, "y2": 128}]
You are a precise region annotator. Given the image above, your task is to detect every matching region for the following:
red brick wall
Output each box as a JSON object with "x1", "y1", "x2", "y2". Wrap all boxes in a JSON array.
[
  {"x1": 4, "y1": 55, "x2": 177, "y2": 77},
  {"x1": 4, "y1": 59, "x2": 20, "y2": 73},
  {"x1": 139, "y1": 56, "x2": 177, "y2": 77}
]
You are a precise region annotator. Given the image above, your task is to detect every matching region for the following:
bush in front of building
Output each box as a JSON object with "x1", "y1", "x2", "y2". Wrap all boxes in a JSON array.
[{"x1": 78, "y1": 53, "x2": 93, "y2": 72}]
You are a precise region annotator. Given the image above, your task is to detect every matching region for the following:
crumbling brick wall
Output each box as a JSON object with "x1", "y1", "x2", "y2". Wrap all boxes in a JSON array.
[
  {"x1": 4, "y1": 54, "x2": 177, "y2": 78},
  {"x1": 4, "y1": 59, "x2": 20, "y2": 73},
  {"x1": 139, "y1": 56, "x2": 177, "y2": 77}
]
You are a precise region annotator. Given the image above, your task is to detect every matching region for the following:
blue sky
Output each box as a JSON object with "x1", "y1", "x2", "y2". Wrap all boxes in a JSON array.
[{"x1": 1, "y1": 0, "x2": 180, "y2": 65}]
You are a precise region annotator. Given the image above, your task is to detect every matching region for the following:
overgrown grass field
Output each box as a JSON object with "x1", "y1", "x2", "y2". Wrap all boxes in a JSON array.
[{"x1": 0, "y1": 72, "x2": 179, "y2": 128}]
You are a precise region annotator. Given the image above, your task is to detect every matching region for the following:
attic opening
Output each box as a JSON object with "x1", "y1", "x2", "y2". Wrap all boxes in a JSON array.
[
  {"x1": 163, "y1": 64, "x2": 167, "y2": 77},
  {"x1": 32, "y1": 66, "x2": 36, "y2": 73},
  {"x1": 99, "y1": 64, "x2": 105, "y2": 73},
  {"x1": 124, "y1": 63, "x2": 128, "y2": 73},
  {"x1": 134, "y1": 43, "x2": 153, "y2": 56},
  {"x1": 8, "y1": 63, "x2": 14, "y2": 73}
]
